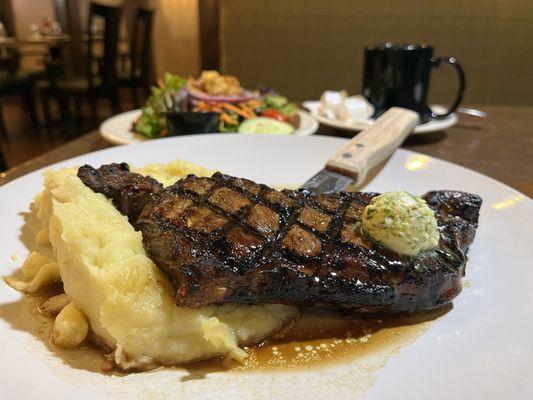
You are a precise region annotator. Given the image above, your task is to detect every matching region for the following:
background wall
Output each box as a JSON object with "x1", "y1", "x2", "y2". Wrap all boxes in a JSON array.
[
  {"x1": 148, "y1": 0, "x2": 201, "y2": 78},
  {"x1": 219, "y1": 0, "x2": 533, "y2": 105},
  {"x1": 9, "y1": 0, "x2": 533, "y2": 105},
  {"x1": 11, "y1": 0, "x2": 54, "y2": 38}
]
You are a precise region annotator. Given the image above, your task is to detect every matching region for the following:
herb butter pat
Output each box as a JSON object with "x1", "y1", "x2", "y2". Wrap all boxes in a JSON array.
[{"x1": 362, "y1": 191, "x2": 439, "y2": 256}]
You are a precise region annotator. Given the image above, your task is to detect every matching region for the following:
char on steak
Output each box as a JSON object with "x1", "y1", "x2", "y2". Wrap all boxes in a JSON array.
[{"x1": 78, "y1": 163, "x2": 481, "y2": 313}]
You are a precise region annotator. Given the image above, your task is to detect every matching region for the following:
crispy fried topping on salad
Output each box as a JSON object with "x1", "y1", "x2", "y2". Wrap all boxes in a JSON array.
[{"x1": 194, "y1": 70, "x2": 243, "y2": 96}]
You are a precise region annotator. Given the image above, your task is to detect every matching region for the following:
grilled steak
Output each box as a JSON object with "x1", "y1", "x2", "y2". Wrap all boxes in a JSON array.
[{"x1": 78, "y1": 163, "x2": 482, "y2": 313}]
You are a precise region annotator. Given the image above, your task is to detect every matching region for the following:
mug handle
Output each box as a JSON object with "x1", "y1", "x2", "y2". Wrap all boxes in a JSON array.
[{"x1": 430, "y1": 56, "x2": 466, "y2": 119}]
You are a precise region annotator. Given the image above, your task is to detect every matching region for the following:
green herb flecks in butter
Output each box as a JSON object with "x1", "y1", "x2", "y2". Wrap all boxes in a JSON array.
[{"x1": 362, "y1": 191, "x2": 439, "y2": 256}]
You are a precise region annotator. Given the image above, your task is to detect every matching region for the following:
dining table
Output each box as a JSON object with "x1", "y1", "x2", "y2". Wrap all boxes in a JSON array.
[
  {"x1": 0, "y1": 34, "x2": 129, "y2": 66},
  {"x1": 0, "y1": 105, "x2": 532, "y2": 198},
  {"x1": 0, "y1": 34, "x2": 127, "y2": 46}
]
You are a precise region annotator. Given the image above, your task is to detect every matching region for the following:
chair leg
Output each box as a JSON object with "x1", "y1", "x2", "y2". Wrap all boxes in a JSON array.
[
  {"x1": 23, "y1": 86, "x2": 40, "y2": 136},
  {"x1": 131, "y1": 85, "x2": 139, "y2": 109},
  {"x1": 0, "y1": 101, "x2": 8, "y2": 143},
  {"x1": 111, "y1": 90, "x2": 121, "y2": 114},
  {"x1": 74, "y1": 98, "x2": 83, "y2": 122},
  {"x1": 41, "y1": 93, "x2": 54, "y2": 141},
  {"x1": 0, "y1": 148, "x2": 6, "y2": 171},
  {"x1": 144, "y1": 84, "x2": 151, "y2": 101},
  {"x1": 88, "y1": 95, "x2": 98, "y2": 122},
  {"x1": 55, "y1": 91, "x2": 71, "y2": 122}
]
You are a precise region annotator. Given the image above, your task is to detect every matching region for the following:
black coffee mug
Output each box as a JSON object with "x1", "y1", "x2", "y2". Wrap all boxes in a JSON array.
[{"x1": 363, "y1": 43, "x2": 465, "y2": 124}]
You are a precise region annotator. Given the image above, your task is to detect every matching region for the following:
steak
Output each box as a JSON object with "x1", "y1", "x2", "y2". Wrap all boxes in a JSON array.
[{"x1": 78, "y1": 163, "x2": 482, "y2": 313}]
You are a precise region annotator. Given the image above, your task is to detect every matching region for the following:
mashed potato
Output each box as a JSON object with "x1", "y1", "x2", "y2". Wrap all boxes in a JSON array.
[{"x1": 7, "y1": 160, "x2": 297, "y2": 370}]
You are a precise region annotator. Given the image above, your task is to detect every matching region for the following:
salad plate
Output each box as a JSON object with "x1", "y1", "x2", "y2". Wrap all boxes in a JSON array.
[
  {"x1": 99, "y1": 109, "x2": 319, "y2": 145},
  {"x1": 181, "y1": 74, "x2": 312, "y2": 135},
  {"x1": 0, "y1": 134, "x2": 532, "y2": 399},
  {"x1": 101, "y1": 71, "x2": 319, "y2": 144},
  {"x1": 304, "y1": 99, "x2": 457, "y2": 134}
]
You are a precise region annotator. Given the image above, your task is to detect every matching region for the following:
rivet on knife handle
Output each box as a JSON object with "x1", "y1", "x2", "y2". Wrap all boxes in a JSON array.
[{"x1": 325, "y1": 107, "x2": 420, "y2": 185}]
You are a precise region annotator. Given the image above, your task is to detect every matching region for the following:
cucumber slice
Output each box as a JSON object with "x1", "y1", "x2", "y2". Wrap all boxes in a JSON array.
[
  {"x1": 238, "y1": 117, "x2": 295, "y2": 135},
  {"x1": 265, "y1": 94, "x2": 288, "y2": 108}
]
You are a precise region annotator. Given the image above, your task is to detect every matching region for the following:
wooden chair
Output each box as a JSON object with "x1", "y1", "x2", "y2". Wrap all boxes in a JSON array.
[
  {"x1": 0, "y1": 10, "x2": 42, "y2": 142},
  {"x1": 0, "y1": 45, "x2": 43, "y2": 142},
  {"x1": 42, "y1": 2, "x2": 122, "y2": 132},
  {"x1": 0, "y1": 71, "x2": 41, "y2": 141},
  {"x1": 118, "y1": 7, "x2": 154, "y2": 108}
]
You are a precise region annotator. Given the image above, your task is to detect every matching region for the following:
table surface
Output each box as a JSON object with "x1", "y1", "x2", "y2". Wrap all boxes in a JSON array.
[
  {"x1": 1, "y1": 105, "x2": 532, "y2": 197},
  {"x1": 0, "y1": 34, "x2": 70, "y2": 45},
  {"x1": 0, "y1": 34, "x2": 127, "y2": 47}
]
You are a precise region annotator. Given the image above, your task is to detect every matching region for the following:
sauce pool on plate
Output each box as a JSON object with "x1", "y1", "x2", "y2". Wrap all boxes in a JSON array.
[{"x1": 28, "y1": 289, "x2": 448, "y2": 374}]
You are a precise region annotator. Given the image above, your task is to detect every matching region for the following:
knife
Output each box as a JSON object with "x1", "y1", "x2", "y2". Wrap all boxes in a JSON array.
[{"x1": 301, "y1": 107, "x2": 420, "y2": 193}]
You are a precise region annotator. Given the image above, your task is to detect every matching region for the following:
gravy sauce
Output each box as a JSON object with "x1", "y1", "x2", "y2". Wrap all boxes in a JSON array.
[
  {"x1": 29, "y1": 289, "x2": 449, "y2": 374},
  {"x1": 238, "y1": 308, "x2": 447, "y2": 371},
  {"x1": 189, "y1": 307, "x2": 449, "y2": 374}
]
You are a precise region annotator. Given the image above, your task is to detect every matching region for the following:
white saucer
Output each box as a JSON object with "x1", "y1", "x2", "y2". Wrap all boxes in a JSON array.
[{"x1": 303, "y1": 99, "x2": 458, "y2": 134}]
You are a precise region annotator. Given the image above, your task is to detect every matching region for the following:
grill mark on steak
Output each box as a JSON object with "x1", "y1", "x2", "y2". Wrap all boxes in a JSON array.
[{"x1": 78, "y1": 163, "x2": 482, "y2": 313}]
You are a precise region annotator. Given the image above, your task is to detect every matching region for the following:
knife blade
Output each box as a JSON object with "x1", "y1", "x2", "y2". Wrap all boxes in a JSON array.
[{"x1": 301, "y1": 107, "x2": 419, "y2": 193}]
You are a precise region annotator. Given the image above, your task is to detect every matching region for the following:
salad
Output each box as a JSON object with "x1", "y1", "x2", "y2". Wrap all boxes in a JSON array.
[{"x1": 132, "y1": 71, "x2": 300, "y2": 138}]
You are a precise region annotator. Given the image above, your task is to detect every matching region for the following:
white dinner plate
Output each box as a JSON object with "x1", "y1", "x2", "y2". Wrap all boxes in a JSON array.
[
  {"x1": 1, "y1": 135, "x2": 532, "y2": 399},
  {"x1": 303, "y1": 99, "x2": 458, "y2": 134},
  {"x1": 100, "y1": 109, "x2": 319, "y2": 145}
]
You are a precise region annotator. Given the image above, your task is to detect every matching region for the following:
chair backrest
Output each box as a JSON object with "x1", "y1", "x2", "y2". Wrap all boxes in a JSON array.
[
  {"x1": 0, "y1": 52, "x2": 19, "y2": 75},
  {"x1": 130, "y1": 7, "x2": 154, "y2": 85},
  {"x1": 0, "y1": 0, "x2": 14, "y2": 37},
  {"x1": 0, "y1": 2, "x2": 19, "y2": 74},
  {"x1": 87, "y1": 2, "x2": 121, "y2": 87},
  {"x1": 51, "y1": 0, "x2": 80, "y2": 76},
  {"x1": 53, "y1": 0, "x2": 69, "y2": 31}
]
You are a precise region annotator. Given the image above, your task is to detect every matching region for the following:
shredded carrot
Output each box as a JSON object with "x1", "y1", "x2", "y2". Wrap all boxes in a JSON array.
[
  {"x1": 241, "y1": 99, "x2": 262, "y2": 109},
  {"x1": 191, "y1": 99, "x2": 264, "y2": 129},
  {"x1": 220, "y1": 112, "x2": 238, "y2": 125},
  {"x1": 221, "y1": 103, "x2": 256, "y2": 119},
  {"x1": 195, "y1": 101, "x2": 228, "y2": 113}
]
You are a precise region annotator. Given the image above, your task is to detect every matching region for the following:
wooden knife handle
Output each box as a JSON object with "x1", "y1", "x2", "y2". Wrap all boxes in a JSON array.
[{"x1": 325, "y1": 107, "x2": 420, "y2": 185}]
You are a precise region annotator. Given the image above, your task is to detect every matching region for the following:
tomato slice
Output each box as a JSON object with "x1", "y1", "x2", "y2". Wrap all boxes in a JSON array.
[{"x1": 261, "y1": 108, "x2": 289, "y2": 122}]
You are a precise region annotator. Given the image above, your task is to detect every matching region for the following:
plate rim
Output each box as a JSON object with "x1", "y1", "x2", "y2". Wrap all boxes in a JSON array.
[
  {"x1": 99, "y1": 109, "x2": 319, "y2": 145},
  {"x1": 303, "y1": 100, "x2": 458, "y2": 134},
  {"x1": 1, "y1": 134, "x2": 530, "y2": 203},
  {"x1": 1, "y1": 133, "x2": 532, "y2": 399}
]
